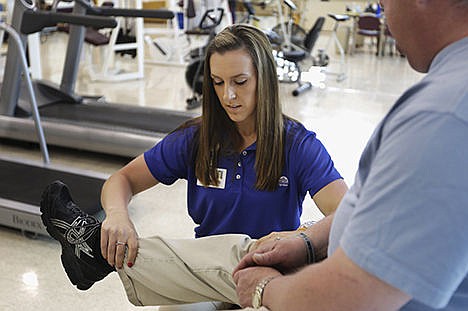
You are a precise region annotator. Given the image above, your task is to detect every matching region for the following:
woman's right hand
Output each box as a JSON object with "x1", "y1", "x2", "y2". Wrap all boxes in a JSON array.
[
  {"x1": 100, "y1": 209, "x2": 138, "y2": 269},
  {"x1": 99, "y1": 154, "x2": 159, "y2": 269}
]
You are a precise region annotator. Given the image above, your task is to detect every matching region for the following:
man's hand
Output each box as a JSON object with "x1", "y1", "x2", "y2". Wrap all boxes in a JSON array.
[
  {"x1": 233, "y1": 266, "x2": 282, "y2": 308},
  {"x1": 233, "y1": 235, "x2": 307, "y2": 275}
]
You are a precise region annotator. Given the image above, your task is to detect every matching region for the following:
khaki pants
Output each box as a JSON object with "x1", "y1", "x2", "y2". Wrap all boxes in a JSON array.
[{"x1": 117, "y1": 234, "x2": 269, "y2": 311}]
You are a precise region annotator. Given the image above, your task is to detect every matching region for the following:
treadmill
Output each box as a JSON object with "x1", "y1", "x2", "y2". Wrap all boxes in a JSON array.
[
  {"x1": 0, "y1": 155, "x2": 108, "y2": 236},
  {"x1": 0, "y1": 9, "x2": 119, "y2": 235},
  {"x1": 0, "y1": 0, "x2": 197, "y2": 158}
]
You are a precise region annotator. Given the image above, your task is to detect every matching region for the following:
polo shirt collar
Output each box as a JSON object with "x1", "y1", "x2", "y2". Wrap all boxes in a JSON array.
[{"x1": 244, "y1": 141, "x2": 257, "y2": 152}]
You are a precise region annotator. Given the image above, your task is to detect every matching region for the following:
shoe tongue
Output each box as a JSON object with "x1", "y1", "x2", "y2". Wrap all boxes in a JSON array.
[{"x1": 67, "y1": 201, "x2": 86, "y2": 216}]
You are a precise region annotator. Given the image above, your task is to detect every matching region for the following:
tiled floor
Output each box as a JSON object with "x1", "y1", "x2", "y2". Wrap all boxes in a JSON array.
[{"x1": 0, "y1": 26, "x2": 424, "y2": 311}]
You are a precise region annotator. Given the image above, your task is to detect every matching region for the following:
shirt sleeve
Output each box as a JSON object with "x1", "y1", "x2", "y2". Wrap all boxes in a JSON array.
[
  {"x1": 339, "y1": 112, "x2": 468, "y2": 308},
  {"x1": 143, "y1": 127, "x2": 195, "y2": 185},
  {"x1": 292, "y1": 130, "x2": 342, "y2": 197}
]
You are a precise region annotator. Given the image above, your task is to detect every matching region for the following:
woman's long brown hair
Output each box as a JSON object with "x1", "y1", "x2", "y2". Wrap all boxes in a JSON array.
[{"x1": 196, "y1": 24, "x2": 284, "y2": 191}]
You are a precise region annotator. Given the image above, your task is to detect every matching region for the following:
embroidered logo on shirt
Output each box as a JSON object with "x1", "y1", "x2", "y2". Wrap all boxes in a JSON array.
[
  {"x1": 196, "y1": 168, "x2": 227, "y2": 189},
  {"x1": 278, "y1": 176, "x2": 289, "y2": 187}
]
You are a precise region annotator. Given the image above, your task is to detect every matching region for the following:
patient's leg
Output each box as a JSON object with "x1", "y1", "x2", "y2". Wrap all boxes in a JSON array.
[
  {"x1": 40, "y1": 180, "x2": 255, "y2": 307},
  {"x1": 118, "y1": 234, "x2": 254, "y2": 306}
]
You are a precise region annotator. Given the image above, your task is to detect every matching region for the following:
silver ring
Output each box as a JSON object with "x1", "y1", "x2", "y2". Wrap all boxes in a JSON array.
[
  {"x1": 275, "y1": 237, "x2": 281, "y2": 241},
  {"x1": 116, "y1": 241, "x2": 126, "y2": 246}
]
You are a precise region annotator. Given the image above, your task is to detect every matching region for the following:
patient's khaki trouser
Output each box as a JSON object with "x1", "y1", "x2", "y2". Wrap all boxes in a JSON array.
[{"x1": 117, "y1": 234, "x2": 269, "y2": 311}]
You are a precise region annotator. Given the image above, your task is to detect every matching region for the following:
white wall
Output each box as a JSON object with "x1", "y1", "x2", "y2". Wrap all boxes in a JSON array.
[
  {"x1": 254, "y1": 0, "x2": 369, "y2": 32},
  {"x1": 302, "y1": 0, "x2": 368, "y2": 31}
]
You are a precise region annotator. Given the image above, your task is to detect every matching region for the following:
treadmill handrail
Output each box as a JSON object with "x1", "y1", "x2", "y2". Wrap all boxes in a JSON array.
[
  {"x1": 21, "y1": 9, "x2": 118, "y2": 35},
  {"x1": 0, "y1": 22, "x2": 50, "y2": 164},
  {"x1": 87, "y1": 7, "x2": 175, "y2": 19},
  {"x1": 69, "y1": 0, "x2": 174, "y2": 19}
]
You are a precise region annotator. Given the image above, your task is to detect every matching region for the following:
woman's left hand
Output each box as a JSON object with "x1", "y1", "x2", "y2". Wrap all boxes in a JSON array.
[{"x1": 252, "y1": 230, "x2": 298, "y2": 251}]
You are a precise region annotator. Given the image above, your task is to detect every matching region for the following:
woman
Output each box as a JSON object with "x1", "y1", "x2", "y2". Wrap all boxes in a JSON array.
[
  {"x1": 41, "y1": 23, "x2": 347, "y2": 309},
  {"x1": 99, "y1": 24, "x2": 347, "y2": 271}
]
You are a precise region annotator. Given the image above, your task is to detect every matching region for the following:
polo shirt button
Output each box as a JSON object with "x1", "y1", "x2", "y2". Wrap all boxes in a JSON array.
[
  {"x1": 236, "y1": 174, "x2": 241, "y2": 180},
  {"x1": 237, "y1": 162, "x2": 242, "y2": 167},
  {"x1": 242, "y1": 151, "x2": 247, "y2": 156}
]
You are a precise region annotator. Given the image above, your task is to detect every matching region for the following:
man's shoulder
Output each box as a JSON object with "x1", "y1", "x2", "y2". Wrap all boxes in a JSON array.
[{"x1": 393, "y1": 56, "x2": 468, "y2": 125}]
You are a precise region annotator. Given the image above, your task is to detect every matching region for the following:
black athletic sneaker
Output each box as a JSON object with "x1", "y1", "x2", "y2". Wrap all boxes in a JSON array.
[{"x1": 40, "y1": 180, "x2": 114, "y2": 290}]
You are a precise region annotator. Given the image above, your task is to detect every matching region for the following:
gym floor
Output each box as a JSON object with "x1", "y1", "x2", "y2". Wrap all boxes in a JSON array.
[{"x1": 0, "y1": 29, "x2": 423, "y2": 310}]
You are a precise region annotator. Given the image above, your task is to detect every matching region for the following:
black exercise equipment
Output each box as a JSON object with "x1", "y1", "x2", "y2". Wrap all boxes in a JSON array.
[
  {"x1": 270, "y1": 0, "x2": 306, "y2": 50},
  {"x1": 0, "y1": 0, "x2": 196, "y2": 158},
  {"x1": 0, "y1": 12, "x2": 106, "y2": 236},
  {"x1": 184, "y1": 8, "x2": 224, "y2": 110},
  {"x1": 280, "y1": 16, "x2": 326, "y2": 96},
  {"x1": 0, "y1": 156, "x2": 106, "y2": 236}
]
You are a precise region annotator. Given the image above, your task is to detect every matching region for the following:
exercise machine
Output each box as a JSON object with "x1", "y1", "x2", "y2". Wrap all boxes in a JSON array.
[
  {"x1": 0, "y1": 154, "x2": 107, "y2": 236},
  {"x1": 0, "y1": 0, "x2": 197, "y2": 159},
  {"x1": 0, "y1": 9, "x2": 109, "y2": 236},
  {"x1": 269, "y1": 0, "x2": 306, "y2": 52},
  {"x1": 322, "y1": 13, "x2": 348, "y2": 82},
  {"x1": 275, "y1": 16, "x2": 326, "y2": 96},
  {"x1": 184, "y1": 7, "x2": 224, "y2": 109}
]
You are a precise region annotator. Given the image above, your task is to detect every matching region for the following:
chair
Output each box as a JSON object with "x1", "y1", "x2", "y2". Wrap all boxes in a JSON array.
[
  {"x1": 355, "y1": 13, "x2": 382, "y2": 55},
  {"x1": 301, "y1": 16, "x2": 325, "y2": 55},
  {"x1": 381, "y1": 24, "x2": 400, "y2": 57},
  {"x1": 280, "y1": 16, "x2": 325, "y2": 96}
]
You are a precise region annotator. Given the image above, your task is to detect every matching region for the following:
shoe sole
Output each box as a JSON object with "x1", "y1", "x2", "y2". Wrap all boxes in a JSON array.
[{"x1": 40, "y1": 183, "x2": 94, "y2": 290}]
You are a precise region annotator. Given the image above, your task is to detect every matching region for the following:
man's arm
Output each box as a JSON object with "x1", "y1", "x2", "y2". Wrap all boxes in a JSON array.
[
  {"x1": 236, "y1": 247, "x2": 411, "y2": 311},
  {"x1": 234, "y1": 214, "x2": 334, "y2": 274}
]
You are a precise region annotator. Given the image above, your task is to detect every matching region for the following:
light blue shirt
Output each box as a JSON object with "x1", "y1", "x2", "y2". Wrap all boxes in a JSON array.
[{"x1": 329, "y1": 37, "x2": 468, "y2": 310}]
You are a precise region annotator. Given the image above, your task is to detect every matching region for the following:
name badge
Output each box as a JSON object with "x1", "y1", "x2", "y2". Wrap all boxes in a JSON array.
[{"x1": 197, "y1": 168, "x2": 227, "y2": 189}]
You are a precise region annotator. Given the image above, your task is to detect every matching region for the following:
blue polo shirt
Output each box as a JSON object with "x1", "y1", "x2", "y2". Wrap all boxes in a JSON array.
[{"x1": 144, "y1": 118, "x2": 342, "y2": 238}]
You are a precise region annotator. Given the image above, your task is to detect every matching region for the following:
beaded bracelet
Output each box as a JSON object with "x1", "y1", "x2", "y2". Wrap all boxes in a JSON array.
[{"x1": 299, "y1": 232, "x2": 315, "y2": 264}]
